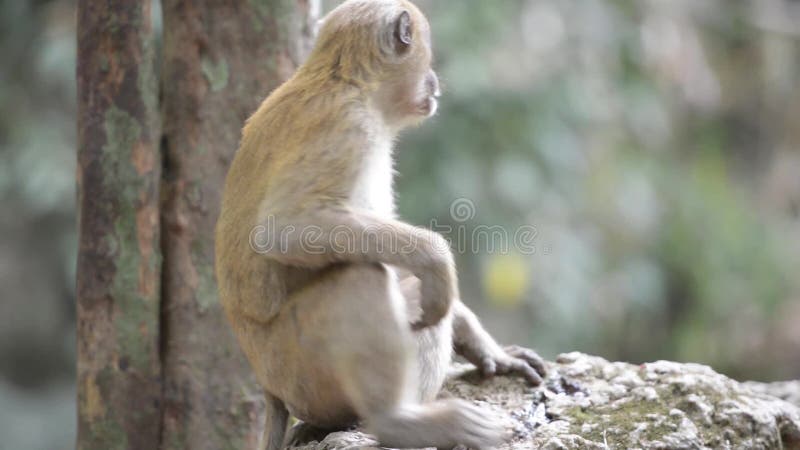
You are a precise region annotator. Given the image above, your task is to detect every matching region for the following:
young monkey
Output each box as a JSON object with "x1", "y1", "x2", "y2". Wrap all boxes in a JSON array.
[{"x1": 215, "y1": 0, "x2": 547, "y2": 448}]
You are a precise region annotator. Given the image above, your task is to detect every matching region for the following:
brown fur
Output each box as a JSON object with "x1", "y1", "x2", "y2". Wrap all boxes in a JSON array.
[{"x1": 215, "y1": 1, "x2": 546, "y2": 448}]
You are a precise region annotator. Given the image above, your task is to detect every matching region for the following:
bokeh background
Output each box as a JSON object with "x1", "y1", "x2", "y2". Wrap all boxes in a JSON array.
[{"x1": 2, "y1": 0, "x2": 799, "y2": 448}]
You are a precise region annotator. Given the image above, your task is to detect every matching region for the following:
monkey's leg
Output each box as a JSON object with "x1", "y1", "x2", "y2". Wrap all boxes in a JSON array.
[
  {"x1": 261, "y1": 393, "x2": 289, "y2": 450},
  {"x1": 264, "y1": 263, "x2": 505, "y2": 449},
  {"x1": 320, "y1": 265, "x2": 505, "y2": 449},
  {"x1": 398, "y1": 270, "x2": 454, "y2": 402}
]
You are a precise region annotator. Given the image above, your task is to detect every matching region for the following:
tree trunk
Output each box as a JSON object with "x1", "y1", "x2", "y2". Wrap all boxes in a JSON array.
[
  {"x1": 76, "y1": 1, "x2": 318, "y2": 449},
  {"x1": 76, "y1": 1, "x2": 162, "y2": 449},
  {"x1": 158, "y1": 1, "x2": 316, "y2": 449}
]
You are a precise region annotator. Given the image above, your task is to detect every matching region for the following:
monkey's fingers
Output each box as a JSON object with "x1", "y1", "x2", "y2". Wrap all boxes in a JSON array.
[
  {"x1": 495, "y1": 356, "x2": 543, "y2": 386},
  {"x1": 410, "y1": 318, "x2": 438, "y2": 331},
  {"x1": 410, "y1": 317, "x2": 446, "y2": 331},
  {"x1": 479, "y1": 356, "x2": 497, "y2": 378},
  {"x1": 412, "y1": 298, "x2": 452, "y2": 330},
  {"x1": 504, "y1": 345, "x2": 547, "y2": 377}
]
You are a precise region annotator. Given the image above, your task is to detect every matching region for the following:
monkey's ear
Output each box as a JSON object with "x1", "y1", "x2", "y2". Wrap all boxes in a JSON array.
[{"x1": 393, "y1": 11, "x2": 413, "y2": 54}]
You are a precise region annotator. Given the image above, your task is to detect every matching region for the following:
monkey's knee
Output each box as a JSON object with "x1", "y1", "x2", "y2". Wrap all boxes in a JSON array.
[
  {"x1": 331, "y1": 263, "x2": 393, "y2": 296},
  {"x1": 323, "y1": 263, "x2": 407, "y2": 327},
  {"x1": 314, "y1": 265, "x2": 419, "y2": 416}
]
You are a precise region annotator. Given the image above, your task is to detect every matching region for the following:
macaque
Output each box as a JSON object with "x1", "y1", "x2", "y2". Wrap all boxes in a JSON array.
[{"x1": 215, "y1": 0, "x2": 546, "y2": 448}]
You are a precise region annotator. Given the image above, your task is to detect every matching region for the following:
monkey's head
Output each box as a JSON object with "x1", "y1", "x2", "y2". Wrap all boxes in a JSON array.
[{"x1": 310, "y1": 0, "x2": 441, "y2": 129}]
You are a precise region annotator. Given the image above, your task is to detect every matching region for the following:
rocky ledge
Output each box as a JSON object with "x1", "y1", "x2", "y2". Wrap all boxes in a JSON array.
[{"x1": 289, "y1": 352, "x2": 800, "y2": 449}]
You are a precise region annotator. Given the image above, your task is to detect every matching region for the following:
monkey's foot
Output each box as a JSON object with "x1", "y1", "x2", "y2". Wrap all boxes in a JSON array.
[
  {"x1": 367, "y1": 399, "x2": 507, "y2": 449},
  {"x1": 285, "y1": 421, "x2": 339, "y2": 447},
  {"x1": 458, "y1": 343, "x2": 548, "y2": 387}
]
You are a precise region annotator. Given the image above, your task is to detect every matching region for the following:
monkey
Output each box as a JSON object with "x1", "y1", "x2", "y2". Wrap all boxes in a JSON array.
[{"x1": 215, "y1": 1, "x2": 547, "y2": 449}]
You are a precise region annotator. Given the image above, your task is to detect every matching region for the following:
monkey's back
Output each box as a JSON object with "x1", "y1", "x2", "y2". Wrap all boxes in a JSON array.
[{"x1": 215, "y1": 74, "x2": 376, "y2": 325}]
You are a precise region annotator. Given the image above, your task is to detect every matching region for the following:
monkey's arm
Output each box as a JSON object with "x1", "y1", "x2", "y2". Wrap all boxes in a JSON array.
[
  {"x1": 451, "y1": 301, "x2": 547, "y2": 386},
  {"x1": 258, "y1": 207, "x2": 457, "y2": 327}
]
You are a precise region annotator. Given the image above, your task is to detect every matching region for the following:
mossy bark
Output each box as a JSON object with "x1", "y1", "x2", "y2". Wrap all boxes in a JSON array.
[
  {"x1": 76, "y1": 2, "x2": 162, "y2": 450},
  {"x1": 77, "y1": 1, "x2": 317, "y2": 449},
  {"x1": 158, "y1": 1, "x2": 317, "y2": 450}
]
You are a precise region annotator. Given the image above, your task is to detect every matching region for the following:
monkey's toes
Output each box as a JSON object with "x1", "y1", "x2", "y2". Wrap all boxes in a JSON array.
[{"x1": 505, "y1": 345, "x2": 547, "y2": 377}]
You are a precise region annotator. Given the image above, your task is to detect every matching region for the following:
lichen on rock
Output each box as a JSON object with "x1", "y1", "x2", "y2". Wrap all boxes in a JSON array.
[{"x1": 287, "y1": 353, "x2": 800, "y2": 450}]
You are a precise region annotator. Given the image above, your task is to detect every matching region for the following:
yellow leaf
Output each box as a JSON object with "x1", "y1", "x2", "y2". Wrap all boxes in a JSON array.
[{"x1": 483, "y1": 253, "x2": 529, "y2": 307}]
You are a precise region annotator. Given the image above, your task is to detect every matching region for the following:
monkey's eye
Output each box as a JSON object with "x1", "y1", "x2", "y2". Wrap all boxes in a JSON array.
[{"x1": 393, "y1": 11, "x2": 413, "y2": 54}]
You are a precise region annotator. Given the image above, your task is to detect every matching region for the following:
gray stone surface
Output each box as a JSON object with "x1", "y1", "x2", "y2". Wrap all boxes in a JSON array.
[
  {"x1": 745, "y1": 380, "x2": 800, "y2": 411},
  {"x1": 288, "y1": 353, "x2": 800, "y2": 449}
]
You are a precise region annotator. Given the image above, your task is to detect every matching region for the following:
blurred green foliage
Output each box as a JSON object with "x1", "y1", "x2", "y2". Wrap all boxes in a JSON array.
[
  {"x1": 396, "y1": 0, "x2": 800, "y2": 381},
  {"x1": 0, "y1": 0, "x2": 78, "y2": 448}
]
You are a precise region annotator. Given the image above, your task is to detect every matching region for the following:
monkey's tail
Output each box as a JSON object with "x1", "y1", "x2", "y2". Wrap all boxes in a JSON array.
[{"x1": 260, "y1": 393, "x2": 289, "y2": 450}]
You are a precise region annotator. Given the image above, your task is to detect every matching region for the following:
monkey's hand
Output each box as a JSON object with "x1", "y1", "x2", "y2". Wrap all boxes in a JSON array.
[
  {"x1": 411, "y1": 234, "x2": 458, "y2": 330},
  {"x1": 453, "y1": 302, "x2": 547, "y2": 386}
]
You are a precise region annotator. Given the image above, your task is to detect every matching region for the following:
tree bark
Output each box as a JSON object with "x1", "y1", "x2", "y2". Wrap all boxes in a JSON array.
[
  {"x1": 76, "y1": 1, "x2": 162, "y2": 449},
  {"x1": 158, "y1": 1, "x2": 317, "y2": 450},
  {"x1": 77, "y1": 1, "x2": 317, "y2": 449}
]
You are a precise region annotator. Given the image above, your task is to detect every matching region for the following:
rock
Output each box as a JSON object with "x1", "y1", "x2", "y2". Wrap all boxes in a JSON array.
[
  {"x1": 745, "y1": 381, "x2": 800, "y2": 409},
  {"x1": 286, "y1": 353, "x2": 800, "y2": 449}
]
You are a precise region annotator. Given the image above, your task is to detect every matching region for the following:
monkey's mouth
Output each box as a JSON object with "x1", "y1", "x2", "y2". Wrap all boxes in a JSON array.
[
  {"x1": 424, "y1": 96, "x2": 439, "y2": 117},
  {"x1": 417, "y1": 83, "x2": 441, "y2": 118},
  {"x1": 422, "y1": 87, "x2": 441, "y2": 117}
]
